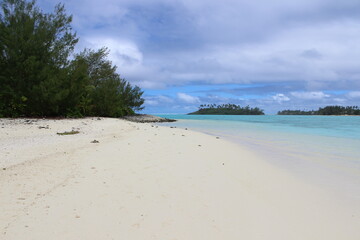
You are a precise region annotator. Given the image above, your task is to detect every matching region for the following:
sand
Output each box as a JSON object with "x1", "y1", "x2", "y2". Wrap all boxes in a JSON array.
[{"x1": 0, "y1": 117, "x2": 359, "y2": 240}]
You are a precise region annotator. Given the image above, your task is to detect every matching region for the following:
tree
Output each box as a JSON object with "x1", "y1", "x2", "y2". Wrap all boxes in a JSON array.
[
  {"x1": 277, "y1": 106, "x2": 360, "y2": 115},
  {"x1": 0, "y1": 0, "x2": 144, "y2": 117},
  {"x1": 72, "y1": 48, "x2": 144, "y2": 117},
  {"x1": 0, "y1": 0, "x2": 78, "y2": 116},
  {"x1": 189, "y1": 103, "x2": 264, "y2": 115}
]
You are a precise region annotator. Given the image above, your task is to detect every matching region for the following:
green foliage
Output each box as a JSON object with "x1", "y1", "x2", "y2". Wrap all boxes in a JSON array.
[
  {"x1": 189, "y1": 104, "x2": 264, "y2": 115},
  {"x1": 0, "y1": 0, "x2": 78, "y2": 116},
  {"x1": 72, "y1": 48, "x2": 144, "y2": 117},
  {"x1": 0, "y1": 0, "x2": 144, "y2": 117},
  {"x1": 277, "y1": 109, "x2": 314, "y2": 115},
  {"x1": 277, "y1": 106, "x2": 360, "y2": 115}
]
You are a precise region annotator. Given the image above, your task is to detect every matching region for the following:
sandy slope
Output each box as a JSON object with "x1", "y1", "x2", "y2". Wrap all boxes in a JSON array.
[{"x1": 0, "y1": 118, "x2": 359, "y2": 239}]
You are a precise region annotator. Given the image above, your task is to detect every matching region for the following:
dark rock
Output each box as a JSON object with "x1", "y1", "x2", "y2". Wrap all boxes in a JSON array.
[{"x1": 122, "y1": 114, "x2": 176, "y2": 123}]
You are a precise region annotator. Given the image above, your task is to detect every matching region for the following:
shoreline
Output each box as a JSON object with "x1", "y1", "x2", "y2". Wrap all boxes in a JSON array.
[
  {"x1": 161, "y1": 117, "x2": 360, "y2": 208},
  {"x1": 1, "y1": 118, "x2": 359, "y2": 239}
]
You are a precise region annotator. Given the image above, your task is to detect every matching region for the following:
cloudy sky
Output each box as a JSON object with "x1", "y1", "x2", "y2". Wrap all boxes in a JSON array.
[{"x1": 39, "y1": 0, "x2": 360, "y2": 113}]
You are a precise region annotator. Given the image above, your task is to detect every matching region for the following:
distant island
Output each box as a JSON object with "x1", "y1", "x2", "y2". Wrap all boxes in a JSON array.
[
  {"x1": 278, "y1": 106, "x2": 360, "y2": 115},
  {"x1": 189, "y1": 104, "x2": 264, "y2": 115}
]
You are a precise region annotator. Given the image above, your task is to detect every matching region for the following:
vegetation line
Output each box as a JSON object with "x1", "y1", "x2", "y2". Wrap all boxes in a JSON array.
[
  {"x1": 278, "y1": 106, "x2": 360, "y2": 115},
  {"x1": 189, "y1": 104, "x2": 264, "y2": 115}
]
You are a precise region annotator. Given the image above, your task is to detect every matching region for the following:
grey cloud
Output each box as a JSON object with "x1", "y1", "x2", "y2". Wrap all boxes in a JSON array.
[
  {"x1": 38, "y1": 0, "x2": 360, "y2": 97},
  {"x1": 301, "y1": 49, "x2": 322, "y2": 59},
  {"x1": 117, "y1": 54, "x2": 141, "y2": 66}
]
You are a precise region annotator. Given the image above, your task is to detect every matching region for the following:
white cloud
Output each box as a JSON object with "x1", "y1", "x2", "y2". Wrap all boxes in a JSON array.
[
  {"x1": 347, "y1": 91, "x2": 360, "y2": 98},
  {"x1": 290, "y1": 91, "x2": 330, "y2": 100},
  {"x1": 144, "y1": 99, "x2": 159, "y2": 106},
  {"x1": 272, "y1": 93, "x2": 290, "y2": 103},
  {"x1": 144, "y1": 95, "x2": 174, "y2": 106},
  {"x1": 85, "y1": 38, "x2": 143, "y2": 67},
  {"x1": 177, "y1": 93, "x2": 200, "y2": 103},
  {"x1": 83, "y1": 37, "x2": 170, "y2": 87},
  {"x1": 333, "y1": 98, "x2": 346, "y2": 103},
  {"x1": 157, "y1": 95, "x2": 174, "y2": 103}
]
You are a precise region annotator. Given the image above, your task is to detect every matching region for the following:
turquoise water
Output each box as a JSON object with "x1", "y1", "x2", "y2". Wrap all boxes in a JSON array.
[
  {"x1": 157, "y1": 115, "x2": 360, "y2": 198},
  {"x1": 158, "y1": 115, "x2": 360, "y2": 140}
]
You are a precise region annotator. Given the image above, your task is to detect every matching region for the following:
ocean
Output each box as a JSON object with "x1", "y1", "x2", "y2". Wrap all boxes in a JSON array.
[{"x1": 157, "y1": 114, "x2": 360, "y2": 200}]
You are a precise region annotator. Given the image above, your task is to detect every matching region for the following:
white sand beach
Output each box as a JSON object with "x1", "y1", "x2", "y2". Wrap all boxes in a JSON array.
[{"x1": 0, "y1": 118, "x2": 359, "y2": 240}]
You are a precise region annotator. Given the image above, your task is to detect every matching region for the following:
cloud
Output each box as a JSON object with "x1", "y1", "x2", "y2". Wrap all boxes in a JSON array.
[
  {"x1": 144, "y1": 99, "x2": 159, "y2": 106},
  {"x1": 85, "y1": 37, "x2": 142, "y2": 67},
  {"x1": 142, "y1": 86, "x2": 360, "y2": 114},
  {"x1": 144, "y1": 95, "x2": 174, "y2": 106},
  {"x1": 347, "y1": 91, "x2": 360, "y2": 98},
  {"x1": 300, "y1": 49, "x2": 322, "y2": 59},
  {"x1": 272, "y1": 94, "x2": 290, "y2": 103},
  {"x1": 177, "y1": 93, "x2": 200, "y2": 103},
  {"x1": 38, "y1": 0, "x2": 360, "y2": 90},
  {"x1": 36, "y1": 0, "x2": 360, "y2": 113},
  {"x1": 290, "y1": 91, "x2": 330, "y2": 100},
  {"x1": 333, "y1": 98, "x2": 346, "y2": 103}
]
